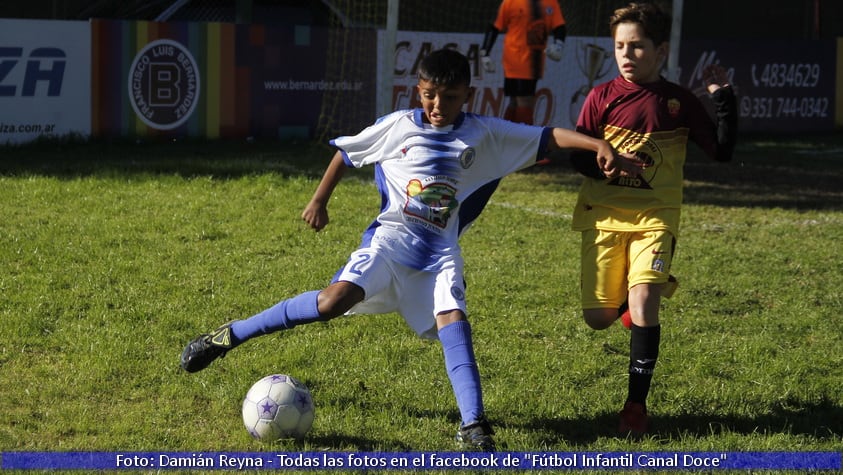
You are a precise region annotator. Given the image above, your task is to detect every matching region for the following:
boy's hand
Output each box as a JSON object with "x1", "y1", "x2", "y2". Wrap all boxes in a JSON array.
[
  {"x1": 545, "y1": 39, "x2": 565, "y2": 61},
  {"x1": 615, "y1": 152, "x2": 650, "y2": 177},
  {"x1": 597, "y1": 143, "x2": 645, "y2": 178},
  {"x1": 702, "y1": 64, "x2": 729, "y2": 94},
  {"x1": 480, "y1": 50, "x2": 495, "y2": 73},
  {"x1": 301, "y1": 201, "x2": 329, "y2": 231}
]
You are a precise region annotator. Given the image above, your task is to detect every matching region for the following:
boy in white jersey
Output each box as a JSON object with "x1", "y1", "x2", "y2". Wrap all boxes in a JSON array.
[{"x1": 181, "y1": 48, "x2": 623, "y2": 450}]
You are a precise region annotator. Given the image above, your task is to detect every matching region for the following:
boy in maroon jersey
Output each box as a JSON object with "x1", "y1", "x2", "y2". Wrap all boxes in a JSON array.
[{"x1": 569, "y1": 2, "x2": 737, "y2": 436}]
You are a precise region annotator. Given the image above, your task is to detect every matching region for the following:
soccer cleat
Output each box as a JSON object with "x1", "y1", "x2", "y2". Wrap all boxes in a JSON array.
[
  {"x1": 618, "y1": 401, "x2": 648, "y2": 436},
  {"x1": 455, "y1": 415, "x2": 496, "y2": 451},
  {"x1": 180, "y1": 322, "x2": 235, "y2": 373}
]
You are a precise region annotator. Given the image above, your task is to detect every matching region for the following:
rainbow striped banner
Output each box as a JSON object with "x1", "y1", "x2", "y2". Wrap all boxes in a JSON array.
[
  {"x1": 91, "y1": 19, "x2": 242, "y2": 139},
  {"x1": 90, "y1": 20, "x2": 359, "y2": 140}
]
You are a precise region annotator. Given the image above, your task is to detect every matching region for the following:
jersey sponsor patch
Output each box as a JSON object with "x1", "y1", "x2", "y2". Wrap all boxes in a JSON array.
[{"x1": 405, "y1": 180, "x2": 459, "y2": 229}]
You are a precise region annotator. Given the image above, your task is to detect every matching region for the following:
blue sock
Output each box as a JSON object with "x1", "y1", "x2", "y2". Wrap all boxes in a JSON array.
[
  {"x1": 439, "y1": 320, "x2": 484, "y2": 426},
  {"x1": 230, "y1": 290, "x2": 321, "y2": 345}
]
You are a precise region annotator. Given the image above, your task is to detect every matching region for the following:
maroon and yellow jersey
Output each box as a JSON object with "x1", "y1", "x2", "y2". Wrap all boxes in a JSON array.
[
  {"x1": 493, "y1": 0, "x2": 565, "y2": 80},
  {"x1": 572, "y1": 76, "x2": 722, "y2": 236}
]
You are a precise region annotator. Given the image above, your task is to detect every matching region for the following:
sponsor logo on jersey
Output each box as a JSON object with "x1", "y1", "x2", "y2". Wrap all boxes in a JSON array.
[{"x1": 405, "y1": 179, "x2": 459, "y2": 229}]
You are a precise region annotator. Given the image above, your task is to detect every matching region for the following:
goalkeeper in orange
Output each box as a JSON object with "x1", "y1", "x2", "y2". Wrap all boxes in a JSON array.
[{"x1": 480, "y1": 0, "x2": 567, "y2": 125}]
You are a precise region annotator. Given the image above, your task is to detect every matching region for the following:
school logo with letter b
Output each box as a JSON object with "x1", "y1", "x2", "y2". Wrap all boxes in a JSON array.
[{"x1": 127, "y1": 39, "x2": 200, "y2": 130}]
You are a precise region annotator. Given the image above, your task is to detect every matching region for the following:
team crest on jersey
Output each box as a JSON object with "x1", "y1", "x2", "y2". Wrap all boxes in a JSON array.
[
  {"x1": 459, "y1": 147, "x2": 476, "y2": 169},
  {"x1": 608, "y1": 133, "x2": 661, "y2": 189},
  {"x1": 667, "y1": 98, "x2": 681, "y2": 118}
]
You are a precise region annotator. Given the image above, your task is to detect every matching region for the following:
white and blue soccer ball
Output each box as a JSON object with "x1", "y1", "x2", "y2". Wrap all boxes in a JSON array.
[{"x1": 242, "y1": 374, "x2": 314, "y2": 440}]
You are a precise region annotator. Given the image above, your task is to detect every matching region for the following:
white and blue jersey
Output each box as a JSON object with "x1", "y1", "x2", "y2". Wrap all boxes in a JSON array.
[
  {"x1": 332, "y1": 109, "x2": 550, "y2": 272},
  {"x1": 329, "y1": 109, "x2": 550, "y2": 337}
]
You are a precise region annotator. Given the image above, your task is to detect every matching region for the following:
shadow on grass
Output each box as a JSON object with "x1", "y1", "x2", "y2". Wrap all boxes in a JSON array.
[
  {"x1": 682, "y1": 135, "x2": 843, "y2": 210},
  {"x1": 4, "y1": 133, "x2": 842, "y2": 211},
  {"x1": 527, "y1": 132, "x2": 843, "y2": 212},
  {"x1": 310, "y1": 393, "x2": 460, "y2": 451},
  {"x1": 0, "y1": 138, "x2": 335, "y2": 179},
  {"x1": 518, "y1": 397, "x2": 842, "y2": 446}
]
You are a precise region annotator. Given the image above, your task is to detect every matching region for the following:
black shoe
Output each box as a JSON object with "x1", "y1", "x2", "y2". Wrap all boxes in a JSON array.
[
  {"x1": 455, "y1": 415, "x2": 496, "y2": 451},
  {"x1": 180, "y1": 322, "x2": 235, "y2": 373}
]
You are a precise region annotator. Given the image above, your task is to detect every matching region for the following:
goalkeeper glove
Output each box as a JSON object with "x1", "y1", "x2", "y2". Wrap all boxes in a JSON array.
[
  {"x1": 480, "y1": 50, "x2": 495, "y2": 73},
  {"x1": 545, "y1": 39, "x2": 565, "y2": 61}
]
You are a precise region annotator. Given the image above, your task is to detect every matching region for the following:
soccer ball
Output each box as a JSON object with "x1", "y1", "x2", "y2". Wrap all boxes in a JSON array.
[{"x1": 241, "y1": 374, "x2": 315, "y2": 440}]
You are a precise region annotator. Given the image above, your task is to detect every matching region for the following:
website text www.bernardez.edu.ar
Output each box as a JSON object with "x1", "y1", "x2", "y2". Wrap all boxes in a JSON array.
[{"x1": 264, "y1": 79, "x2": 364, "y2": 92}]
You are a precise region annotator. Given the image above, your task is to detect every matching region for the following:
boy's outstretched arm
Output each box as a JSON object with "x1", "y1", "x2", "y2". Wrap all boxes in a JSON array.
[
  {"x1": 547, "y1": 128, "x2": 639, "y2": 178},
  {"x1": 301, "y1": 150, "x2": 347, "y2": 231}
]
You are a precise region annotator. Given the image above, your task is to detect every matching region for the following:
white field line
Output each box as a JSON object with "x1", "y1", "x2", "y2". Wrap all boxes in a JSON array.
[
  {"x1": 276, "y1": 161, "x2": 842, "y2": 230},
  {"x1": 487, "y1": 200, "x2": 573, "y2": 220}
]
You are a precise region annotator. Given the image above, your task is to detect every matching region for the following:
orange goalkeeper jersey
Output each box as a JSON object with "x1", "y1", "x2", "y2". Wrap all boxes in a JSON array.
[{"x1": 493, "y1": 0, "x2": 565, "y2": 80}]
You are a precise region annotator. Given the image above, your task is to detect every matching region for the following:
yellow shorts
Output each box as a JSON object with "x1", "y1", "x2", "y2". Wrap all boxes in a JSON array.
[{"x1": 580, "y1": 228, "x2": 676, "y2": 309}]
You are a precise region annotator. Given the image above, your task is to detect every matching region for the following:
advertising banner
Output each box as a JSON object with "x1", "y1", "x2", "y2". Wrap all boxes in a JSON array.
[
  {"x1": 91, "y1": 20, "x2": 357, "y2": 140},
  {"x1": 239, "y1": 24, "x2": 343, "y2": 140},
  {"x1": 678, "y1": 39, "x2": 836, "y2": 132},
  {"x1": 2, "y1": 18, "x2": 838, "y2": 143},
  {"x1": 384, "y1": 34, "x2": 838, "y2": 134},
  {"x1": 0, "y1": 19, "x2": 91, "y2": 144},
  {"x1": 91, "y1": 19, "x2": 242, "y2": 139},
  {"x1": 380, "y1": 31, "x2": 614, "y2": 129}
]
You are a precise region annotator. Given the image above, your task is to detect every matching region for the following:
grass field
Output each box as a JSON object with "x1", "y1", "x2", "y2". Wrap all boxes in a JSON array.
[{"x1": 0, "y1": 133, "x2": 841, "y2": 474}]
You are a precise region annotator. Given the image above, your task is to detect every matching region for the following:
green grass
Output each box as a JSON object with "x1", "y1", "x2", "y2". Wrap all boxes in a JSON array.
[{"x1": 0, "y1": 134, "x2": 841, "y2": 474}]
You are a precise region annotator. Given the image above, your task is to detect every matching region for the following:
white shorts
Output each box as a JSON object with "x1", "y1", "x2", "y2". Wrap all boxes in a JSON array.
[{"x1": 333, "y1": 246, "x2": 467, "y2": 339}]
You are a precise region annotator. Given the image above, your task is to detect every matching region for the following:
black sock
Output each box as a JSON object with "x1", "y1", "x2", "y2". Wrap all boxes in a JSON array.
[{"x1": 627, "y1": 324, "x2": 661, "y2": 407}]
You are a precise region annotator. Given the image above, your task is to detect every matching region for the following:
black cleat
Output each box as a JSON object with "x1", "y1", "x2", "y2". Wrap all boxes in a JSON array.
[
  {"x1": 180, "y1": 322, "x2": 235, "y2": 373},
  {"x1": 455, "y1": 415, "x2": 496, "y2": 451}
]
